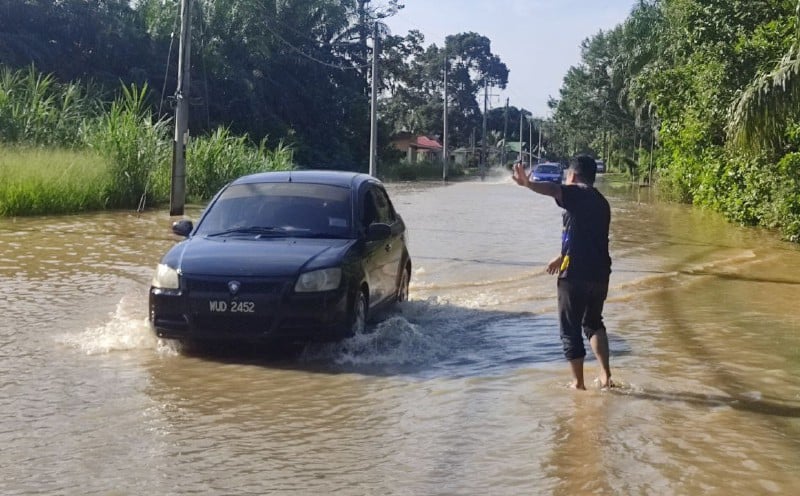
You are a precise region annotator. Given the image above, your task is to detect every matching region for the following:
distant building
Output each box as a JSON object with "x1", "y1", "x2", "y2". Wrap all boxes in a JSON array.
[{"x1": 390, "y1": 133, "x2": 443, "y2": 163}]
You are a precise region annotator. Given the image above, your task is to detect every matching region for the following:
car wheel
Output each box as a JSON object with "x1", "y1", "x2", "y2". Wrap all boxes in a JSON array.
[
  {"x1": 397, "y1": 266, "x2": 410, "y2": 302},
  {"x1": 350, "y1": 290, "x2": 367, "y2": 335}
]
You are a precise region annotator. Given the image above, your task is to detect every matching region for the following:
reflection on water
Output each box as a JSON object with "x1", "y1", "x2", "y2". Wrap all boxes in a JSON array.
[{"x1": 1, "y1": 172, "x2": 799, "y2": 495}]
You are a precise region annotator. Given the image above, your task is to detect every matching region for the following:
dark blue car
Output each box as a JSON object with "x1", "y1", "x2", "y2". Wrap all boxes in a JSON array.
[
  {"x1": 149, "y1": 170, "x2": 411, "y2": 344},
  {"x1": 529, "y1": 163, "x2": 564, "y2": 183}
]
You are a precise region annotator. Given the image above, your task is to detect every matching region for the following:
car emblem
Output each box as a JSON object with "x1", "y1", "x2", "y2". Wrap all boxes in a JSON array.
[{"x1": 228, "y1": 280, "x2": 241, "y2": 295}]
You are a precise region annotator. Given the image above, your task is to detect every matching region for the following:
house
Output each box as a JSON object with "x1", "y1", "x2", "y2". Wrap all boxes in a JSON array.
[
  {"x1": 390, "y1": 133, "x2": 443, "y2": 163},
  {"x1": 496, "y1": 139, "x2": 527, "y2": 165},
  {"x1": 451, "y1": 147, "x2": 471, "y2": 166}
]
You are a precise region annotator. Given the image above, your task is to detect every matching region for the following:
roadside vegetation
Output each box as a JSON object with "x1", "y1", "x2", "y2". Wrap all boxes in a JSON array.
[
  {"x1": 0, "y1": 66, "x2": 292, "y2": 216},
  {"x1": 2, "y1": 0, "x2": 800, "y2": 243},
  {"x1": 548, "y1": 1, "x2": 800, "y2": 242}
]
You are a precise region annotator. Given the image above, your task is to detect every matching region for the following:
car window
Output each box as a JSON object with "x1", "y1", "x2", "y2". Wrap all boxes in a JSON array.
[
  {"x1": 196, "y1": 182, "x2": 352, "y2": 237},
  {"x1": 534, "y1": 165, "x2": 561, "y2": 174},
  {"x1": 362, "y1": 186, "x2": 396, "y2": 228},
  {"x1": 363, "y1": 190, "x2": 379, "y2": 228},
  {"x1": 373, "y1": 187, "x2": 396, "y2": 223}
]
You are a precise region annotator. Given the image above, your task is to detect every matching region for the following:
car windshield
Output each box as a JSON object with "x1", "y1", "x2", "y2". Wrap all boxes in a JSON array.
[
  {"x1": 195, "y1": 182, "x2": 352, "y2": 238},
  {"x1": 534, "y1": 165, "x2": 561, "y2": 174}
]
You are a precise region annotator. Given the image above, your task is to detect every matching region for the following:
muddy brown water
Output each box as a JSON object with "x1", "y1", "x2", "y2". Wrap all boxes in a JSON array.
[{"x1": 1, "y1": 171, "x2": 798, "y2": 495}]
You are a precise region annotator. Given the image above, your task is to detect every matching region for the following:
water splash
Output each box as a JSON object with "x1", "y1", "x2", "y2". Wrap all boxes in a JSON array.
[
  {"x1": 57, "y1": 295, "x2": 167, "y2": 355},
  {"x1": 301, "y1": 297, "x2": 561, "y2": 377}
]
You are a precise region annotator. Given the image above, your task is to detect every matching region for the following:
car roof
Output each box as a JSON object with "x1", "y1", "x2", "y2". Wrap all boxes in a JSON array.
[{"x1": 231, "y1": 170, "x2": 378, "y2": 189}]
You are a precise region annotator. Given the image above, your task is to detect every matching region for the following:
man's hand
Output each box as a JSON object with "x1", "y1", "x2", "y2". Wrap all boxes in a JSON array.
[
  {"x1": 547, "y1": 255, "x2": 563, "y2": 275},
  {"x1": 512, "y1": 162, "x2": 530, "y2": 187},
  {"x1": 512, "y1": 162, "x2": 563, "y2": 202}
]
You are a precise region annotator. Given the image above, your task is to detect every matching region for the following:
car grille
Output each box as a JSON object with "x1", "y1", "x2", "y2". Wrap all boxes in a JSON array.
[
  {"x1": 184, "y1": 278, "x2": 287, "y2": 295},
  {"x1": 181, "y1": 275, "x2": 291, "y2": 335}
]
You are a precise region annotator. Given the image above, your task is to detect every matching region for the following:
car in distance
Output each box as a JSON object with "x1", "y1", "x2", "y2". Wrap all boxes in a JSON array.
[
  {"x1": 149, "y1": 170, "x2": 411, "y2": 344},
  {"x1": 529, "y1": 162, "x2": 564, "y2": 183},
  {"x1": 596, "y1": 160, "x2": 606, "y2": 173}
]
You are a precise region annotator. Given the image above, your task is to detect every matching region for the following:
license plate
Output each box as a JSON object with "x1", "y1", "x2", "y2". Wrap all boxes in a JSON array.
[{"x1": 208, "y1": 300, "x2": 256, "y2": 313}]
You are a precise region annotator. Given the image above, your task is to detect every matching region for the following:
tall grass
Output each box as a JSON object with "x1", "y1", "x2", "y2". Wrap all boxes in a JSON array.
[
  {"x1": 0, "y1": 65, "x2": 296, "y2": 215},
  {"x1": 84, "y1": 83, "x2": 171, "y2": 209},
  {"x1": 0, "y1": 146, "x2": 109, "y2": 215},
  {"x1": 184, "y1": 129, "x2": 294, "y2": 199},
  {"x1": 0, "y1": 65, "x2": 100, "y2": 147}
]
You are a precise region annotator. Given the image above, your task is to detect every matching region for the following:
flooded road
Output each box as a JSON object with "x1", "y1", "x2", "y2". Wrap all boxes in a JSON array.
[{"x1": 1, "y1": 171, "x2": 798, "y2": 495}]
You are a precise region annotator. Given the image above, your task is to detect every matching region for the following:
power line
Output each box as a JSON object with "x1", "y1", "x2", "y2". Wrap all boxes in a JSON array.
[
  {"x1": 158, "y1": 3, "x2": 181, "y2": 117},
  {"x1": 261, "y1": 12, "x2": 362, "y2": 50},
  {"x1": 262, "y1": 19, "x2": 372, "y2": 71}
]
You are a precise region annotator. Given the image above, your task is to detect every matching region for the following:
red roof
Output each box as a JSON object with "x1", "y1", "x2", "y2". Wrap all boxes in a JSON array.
[{"x1": 415, "y1": 136, "x2": 442, "y2": 150}]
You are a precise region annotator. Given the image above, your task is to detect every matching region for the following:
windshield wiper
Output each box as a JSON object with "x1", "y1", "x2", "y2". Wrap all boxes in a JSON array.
[
  {"x1": 205, "y1": 226, "x2": 288, "y2": 237},
  {"x1": 295, "y1": 232, "x2": 347, "y2": 239}
]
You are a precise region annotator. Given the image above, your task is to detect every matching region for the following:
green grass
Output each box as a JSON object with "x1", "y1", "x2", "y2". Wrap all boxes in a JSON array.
[
  {"x1": 0, "y1": 65, "x2": 296, "y2": 216},
  {"x1": 0, "y1": 146, "x2": 110, "y2": 215}
]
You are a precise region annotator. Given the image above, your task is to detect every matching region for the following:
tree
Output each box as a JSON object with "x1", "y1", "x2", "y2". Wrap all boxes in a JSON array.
[
  {"x1": 380, "y1": 31, "x2": 508, "y2": 148},
  {"x1": 727, "y1": 1, "x2": 800, "y2": 150}
]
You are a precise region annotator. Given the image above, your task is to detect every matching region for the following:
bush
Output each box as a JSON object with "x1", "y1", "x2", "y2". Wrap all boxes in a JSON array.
[
  {"x1": 84, "y1": 83, "x2": 171, "y2": 209},
  {"x1": 380, "y1": 159, "x2": 464, "y2": 181},
  {"x1": 185, "y1": 128, "x2": 293, "y2": 200}
]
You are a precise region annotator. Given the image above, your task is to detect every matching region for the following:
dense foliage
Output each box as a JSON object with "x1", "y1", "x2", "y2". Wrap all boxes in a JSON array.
[
  {"x1": 0, "y1": 0, "x2": 513, "y2": 171},
  {"x1": 550, "y1": 0, "x2": 800, "y2": 242}
]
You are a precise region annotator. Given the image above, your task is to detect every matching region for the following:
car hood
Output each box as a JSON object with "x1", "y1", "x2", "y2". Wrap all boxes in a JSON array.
[{"x1": 162, "y1": 236, "x2": 357, "y2": 277}]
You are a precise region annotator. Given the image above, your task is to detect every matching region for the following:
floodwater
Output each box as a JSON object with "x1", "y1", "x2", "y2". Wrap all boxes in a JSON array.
[{"x1": 1, "y1": 170, "x2": 798, "y2": 495}]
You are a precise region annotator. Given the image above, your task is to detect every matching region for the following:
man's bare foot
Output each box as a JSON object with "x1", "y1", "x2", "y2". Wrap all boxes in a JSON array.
[
  {"x1": 570, "y1": 381, "x2": 586, "y2": 390},
  {"x1": 598, "y1": 377, "x2": 614, "y2": 389}
]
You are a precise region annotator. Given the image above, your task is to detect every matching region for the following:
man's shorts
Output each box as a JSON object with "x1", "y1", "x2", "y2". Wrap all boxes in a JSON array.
[{"x1": 557, "y1": 278, "x2": 609, "y2": 360}]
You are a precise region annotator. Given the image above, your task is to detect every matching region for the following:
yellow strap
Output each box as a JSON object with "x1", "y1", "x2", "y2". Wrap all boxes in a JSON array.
[{"x1": 560, "y1": 255, "x2": 570, "y2": 272}]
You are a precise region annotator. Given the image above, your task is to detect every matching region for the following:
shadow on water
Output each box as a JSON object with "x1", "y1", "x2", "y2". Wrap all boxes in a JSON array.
[
  {"x1": 609, "y1": 387, "x2": 800, "y2": 419},
  {"x1": 414, "y1": 254, "x2": 547, "y2": 268},
  {"x1": 173, "y1": 299, "x2": 631, "y2": 380}
]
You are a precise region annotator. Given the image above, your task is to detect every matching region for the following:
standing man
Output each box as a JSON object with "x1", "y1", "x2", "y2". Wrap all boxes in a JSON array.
[{"x1": 512, "y1": 155, "x2": 612, "y2": 390}]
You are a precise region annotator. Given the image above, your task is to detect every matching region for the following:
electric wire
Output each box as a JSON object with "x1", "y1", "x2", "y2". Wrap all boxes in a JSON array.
[
  {"x1": 158, "y1": 3, "x2": 181, "y2": 117},
  {"x1": 262, "y1": 18, "x2": 373, "y2": 71}
]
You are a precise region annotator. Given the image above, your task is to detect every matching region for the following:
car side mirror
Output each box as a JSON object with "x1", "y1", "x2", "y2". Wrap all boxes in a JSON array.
[
  {"x1": 366, "y1": 222, "x2": 392, "y2": 241},
  {"x1": 172, "y1": 219, "x2": 193, "y2": 237}
]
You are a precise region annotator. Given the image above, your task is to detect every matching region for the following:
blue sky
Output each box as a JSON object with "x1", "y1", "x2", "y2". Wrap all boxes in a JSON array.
[{"x1": 384, "y1": 0, "x2": 637, "y2": 117}]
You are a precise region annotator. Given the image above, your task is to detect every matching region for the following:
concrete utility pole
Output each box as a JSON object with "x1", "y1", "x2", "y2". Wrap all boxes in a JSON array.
[
  {"x1": 501, "y1": 98, "x2": 509, "y2": 166},
  {"x1": 537, "y1": 119, "x2": 543, "y2": 161},
  {"x1": 518, "y1": 111, "x2": 523, "y2": 163},
  {"x1": 170, "y1": 0, "x2": 192, "y2": 216},
  {"x1": 369, "y1": 22, "x2": 379, "y2": 177},
  {"x1": 528, "y1": 117, "x2": 533, "y2": 166},
  {"x1": 480, "y1": 81, "x2": 488, "y2": 178},
  {"x1": 442, "y1": 57, "x2": 448, "y2": 181}
]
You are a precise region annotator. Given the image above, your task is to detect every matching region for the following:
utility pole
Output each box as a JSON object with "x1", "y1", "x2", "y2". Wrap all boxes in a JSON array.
[
  {"x1": 170, "y1": 0, "x2": 192, "y2": 216},
  {"x1": 442, "y1": 57, "x2": 448, "y2": 181},
  {"x1": 480, "y1": 81, "x2": 488, "y2": 179},
  {"x1": 528, "y1": 117, "x2": 532, "y2": 166},
  {"x1": 537, "y1": 120, "x2": 542, "y2": 161},
  {"x1": 501, "y1": 98, "x2": 509, "y2": 167},
  {"x1": 518, "y1": 111, "x2": 523, "y2": 163},
  {"x1": 369, "y1": 22, "x2": 379, "y2": 177}
]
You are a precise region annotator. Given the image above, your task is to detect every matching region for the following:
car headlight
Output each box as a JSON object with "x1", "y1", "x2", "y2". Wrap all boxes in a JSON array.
[
  {"x1": 151, "y1": 263, "x2": 180, "y2": 289},
  {"x1": 294, "y1": 268, "x2": 342, "y2": 292}
]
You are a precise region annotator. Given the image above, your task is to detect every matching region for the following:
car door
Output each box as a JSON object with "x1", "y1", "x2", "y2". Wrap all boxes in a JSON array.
[{"x1": 360, "y1": 185, "x2": 402, "y2": 307}]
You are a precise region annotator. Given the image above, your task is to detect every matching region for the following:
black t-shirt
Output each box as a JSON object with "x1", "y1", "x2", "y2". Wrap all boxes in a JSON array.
[{"x1": 555, "y1": 184, "x2": 611, "y2": 282}]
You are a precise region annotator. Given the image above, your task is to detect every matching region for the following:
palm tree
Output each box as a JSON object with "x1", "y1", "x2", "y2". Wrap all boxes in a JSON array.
[{"x1": 726, "y1": 1, "x2": 800, "y2": 150}]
